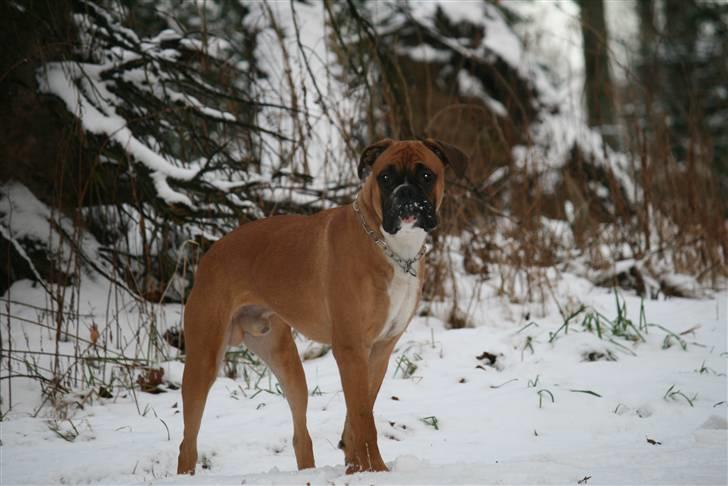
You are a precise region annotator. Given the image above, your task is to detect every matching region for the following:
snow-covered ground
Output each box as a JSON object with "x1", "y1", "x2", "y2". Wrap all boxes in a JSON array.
[{"x1": 1, "y1": 274, "x2": 726, "y2": 485}]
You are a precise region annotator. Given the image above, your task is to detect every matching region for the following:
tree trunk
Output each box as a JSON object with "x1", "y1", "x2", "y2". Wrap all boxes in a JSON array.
[
  {"x1": 636, "y1": 0, "x2": 660, "y2": 113},
  {"x1": 578, "y1": 0, "x2": 618, "y2": 148}
]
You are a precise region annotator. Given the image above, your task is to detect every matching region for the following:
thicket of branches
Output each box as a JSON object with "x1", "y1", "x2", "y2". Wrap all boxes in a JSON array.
[{"x1": 1, "y1": 0, "x2": 726, "y2": 309}]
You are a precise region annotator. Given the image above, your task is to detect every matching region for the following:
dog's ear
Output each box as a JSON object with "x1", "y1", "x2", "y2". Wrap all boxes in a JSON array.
[
  {"x1": 358, "y1": 138, "x2": 394, "y2": 180},
  {"x1": 421, "y1": 138, "x2": 468, "y2": 178}
]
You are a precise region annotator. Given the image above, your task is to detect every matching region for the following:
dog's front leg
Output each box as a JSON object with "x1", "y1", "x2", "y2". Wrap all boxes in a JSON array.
[
  {"x1": 333, "y1": 341, "x2": 388, "y2": 474},
  {"x1": 339, "y1": 336, "x2": 400, "y2": 456}
]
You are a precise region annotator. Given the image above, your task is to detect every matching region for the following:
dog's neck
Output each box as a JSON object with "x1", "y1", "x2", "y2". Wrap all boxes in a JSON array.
[
  {"x1": 353, "y1": 189, "x2": 427, "y2": 270},
  {"x1": 380, "y1": 223, "x2": 427, "y2": 262}
]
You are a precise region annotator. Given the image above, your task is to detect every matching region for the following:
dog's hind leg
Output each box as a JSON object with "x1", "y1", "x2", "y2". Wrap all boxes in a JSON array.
[
  {"x1": 244, "y1": 315, "x2": 315, "y2": 470},
  {"x1": 177, "y1": 293, "x2": 227, "y2": 475}
]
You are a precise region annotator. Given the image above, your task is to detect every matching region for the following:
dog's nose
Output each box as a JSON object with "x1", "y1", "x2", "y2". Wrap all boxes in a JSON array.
[{"x1": 393, "y1": 183, "x2": 417, "y2": 200}]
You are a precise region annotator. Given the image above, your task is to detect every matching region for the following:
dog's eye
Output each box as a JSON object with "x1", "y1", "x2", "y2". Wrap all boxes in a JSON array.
[
  {"x1": 379, "y1": 173, "x2": 392, "y2": 185},
  {"x1": 421, "y1": 170, "x2": 435, "y2": 184}
]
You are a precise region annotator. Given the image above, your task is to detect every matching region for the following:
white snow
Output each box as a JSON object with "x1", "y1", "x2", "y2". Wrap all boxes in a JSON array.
[
  {"x1": 0, "y1": 181, "x2": 109, "y2": 282},
  {"x1": 456, "y1": 70, "x2": 507, "y2": 117},
  {"x1": 397, "y1": 44, "x2": 452, "y2": 63},
  {"x1": 1, "y1": 268, "x2": 725, "y2": 484}
]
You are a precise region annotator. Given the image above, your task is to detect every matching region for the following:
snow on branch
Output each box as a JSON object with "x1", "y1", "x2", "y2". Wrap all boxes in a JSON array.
[
  {"x1": 33, "y1": 3, "x2": 289, "y2": 217},
  {"x1": 38, "y1": 61, "x2": 199, "y2": 207},
  {"x1": 35, "y1": 1, "x2": 363, "y2": 225},
  {"x1": 369, "y1": 0, "x2": 638, "y2": 203}
]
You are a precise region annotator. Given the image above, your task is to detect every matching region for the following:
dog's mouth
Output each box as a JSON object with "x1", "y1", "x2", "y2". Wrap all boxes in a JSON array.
[
  {"x1": 400, "y1": 215, "x2": 417, "y2": 225},
  {"x1": 382, "y1": 198, "x2": 437, "y2": 235}
]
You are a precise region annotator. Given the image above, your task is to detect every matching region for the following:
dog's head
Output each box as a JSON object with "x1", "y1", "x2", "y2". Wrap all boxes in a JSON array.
[{"x1": 357, "y1": 138, "x2": 468, "y2": 235}]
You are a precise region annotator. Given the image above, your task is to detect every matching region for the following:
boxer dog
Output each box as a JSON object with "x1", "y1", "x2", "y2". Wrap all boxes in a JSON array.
[{"x1": 177, "y1": 138, "x2": 467, "y2": 475}]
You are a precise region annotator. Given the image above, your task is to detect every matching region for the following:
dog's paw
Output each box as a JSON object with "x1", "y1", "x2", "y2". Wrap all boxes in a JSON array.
[{"x1": 345, "y1": 460, "x2": 389, "y2": 475}]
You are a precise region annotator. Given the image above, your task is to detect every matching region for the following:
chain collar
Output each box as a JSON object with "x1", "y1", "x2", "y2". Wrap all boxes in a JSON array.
[{"x1": 352, "y1": 197, "x2": 427, "y2": 277}]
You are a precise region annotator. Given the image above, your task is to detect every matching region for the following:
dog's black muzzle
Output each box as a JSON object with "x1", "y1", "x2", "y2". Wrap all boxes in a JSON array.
[{"x1": 382, "y1": 184, "x2": 437, "y2": 234}]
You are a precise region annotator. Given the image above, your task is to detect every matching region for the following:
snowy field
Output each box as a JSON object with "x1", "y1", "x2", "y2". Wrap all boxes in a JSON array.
[{"x1": 1, "y1": 274, "x2": 726, "y2": 485}]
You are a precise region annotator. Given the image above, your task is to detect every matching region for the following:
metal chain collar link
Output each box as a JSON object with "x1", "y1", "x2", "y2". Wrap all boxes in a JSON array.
[{"x1": 352, "y1": 197, "x2": 427, "y2": 277}]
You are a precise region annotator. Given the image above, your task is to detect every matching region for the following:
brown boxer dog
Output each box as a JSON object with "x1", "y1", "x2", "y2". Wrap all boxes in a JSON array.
[{"x1": 177, "y1": 138, "x2": 467, "y2": 475}]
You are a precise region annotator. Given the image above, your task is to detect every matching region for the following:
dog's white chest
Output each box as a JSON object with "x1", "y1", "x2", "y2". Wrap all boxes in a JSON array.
[
  {"x1": 379, "y1": 270, "x2": 419, "y2": 340},
  {"x1": 377, "y1": 224, "x2": 426, "y2": 341}
]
